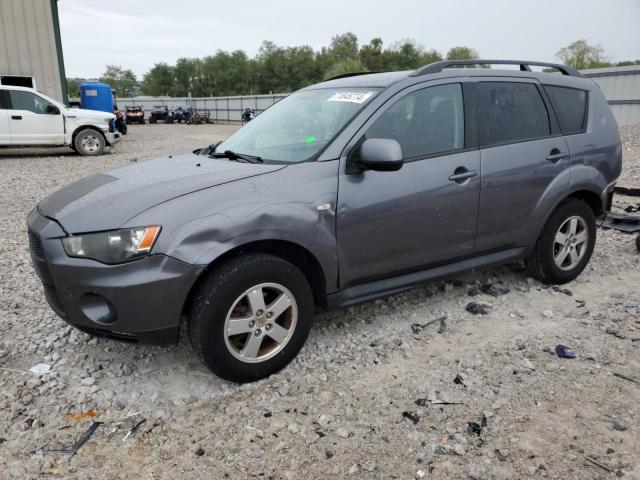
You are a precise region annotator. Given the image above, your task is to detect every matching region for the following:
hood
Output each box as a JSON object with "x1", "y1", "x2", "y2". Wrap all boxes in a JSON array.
[
  {"x1": 64, "y1": 108, "x2": 115, "y2": 121},
  {"x1": 38, "y1": 153, "x2": 286, "y2": 233}
]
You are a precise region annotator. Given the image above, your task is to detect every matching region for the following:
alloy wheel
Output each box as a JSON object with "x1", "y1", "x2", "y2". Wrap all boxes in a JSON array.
[{"x1": 223, "y1": 283, "x2": 298, "y2": 363}]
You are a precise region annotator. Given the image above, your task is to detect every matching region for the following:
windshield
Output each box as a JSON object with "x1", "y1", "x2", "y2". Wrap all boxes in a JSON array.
[{"x1": 217, "y1": 88, "x2": 380, "y2": 163}]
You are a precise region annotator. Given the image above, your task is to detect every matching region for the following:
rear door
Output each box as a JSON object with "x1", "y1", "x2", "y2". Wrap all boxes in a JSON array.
[
  {"x1": 0, "y1": 90, "x2": 10, "y2": 144},
  {"x1": 475, "y1": 80, "x2": 570, "y2": 251},
  {"x1": 7, "y1": 89, "x2": 64, "y2": 145}
]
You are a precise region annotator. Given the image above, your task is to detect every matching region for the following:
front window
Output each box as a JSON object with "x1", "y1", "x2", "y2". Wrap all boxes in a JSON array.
[
  {"x1": 218, "y1": 88, "x2": 381, "y2": 163},
  {"x1": 9, "y1": 90, "x2": 55, "y2": 114}
]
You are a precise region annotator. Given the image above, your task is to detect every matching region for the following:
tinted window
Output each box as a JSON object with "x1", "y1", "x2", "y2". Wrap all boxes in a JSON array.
[
  {"x1": 477, "y1": 82, "x2": 550, "y2": 146},
  {"x1": 544, "y1": 85, "x2": 587, "y2": 134},
  {"x1": 366, "y1": 83, "x2": 464, "y2": 158},
  {"x1": 9, "y1": 90, "x2": 55, "y2": 114},
  {"x1": 0, "y1": 90, "x2": 10, "y2": 109}
]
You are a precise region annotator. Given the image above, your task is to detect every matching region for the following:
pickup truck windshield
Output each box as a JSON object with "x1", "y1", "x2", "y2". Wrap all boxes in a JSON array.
[{"x1": 217, "y1": 88, "x2": 381, "y2": 163}]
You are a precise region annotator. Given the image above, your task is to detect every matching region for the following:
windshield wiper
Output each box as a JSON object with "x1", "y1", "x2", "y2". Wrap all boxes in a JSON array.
[{"x1": 209, "y1": 150, "x2": 263, "y2": 163}]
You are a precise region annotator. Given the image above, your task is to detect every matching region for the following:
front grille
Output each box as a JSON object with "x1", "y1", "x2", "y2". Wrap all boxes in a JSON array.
[
  {"x1": 43, "y1": 283, "x2": 67, "y2": 318},
  {"x1": 28, "y1": 230, "x2": 44, "y2": 259}
]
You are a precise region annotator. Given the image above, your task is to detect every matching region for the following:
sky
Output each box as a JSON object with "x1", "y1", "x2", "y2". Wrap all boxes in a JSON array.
[{"x1": 58, "y1": 0, "x2": 640, "y2": 79}]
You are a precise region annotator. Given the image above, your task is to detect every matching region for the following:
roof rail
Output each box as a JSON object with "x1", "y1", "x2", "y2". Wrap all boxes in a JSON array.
[
  {"x1": 323, "y1": 71, "x2": 382, "y2": 82},
  {"x1": 410, "y1": 60, "x2": 583, "y2": 78}
]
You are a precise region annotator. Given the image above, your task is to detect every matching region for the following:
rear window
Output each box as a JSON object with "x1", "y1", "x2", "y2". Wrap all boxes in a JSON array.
[
  {"x1": 477, "y1": 82, "x2": 550, "y2": 146},
  {"x1": 543, "y1": 85, "x2": 588, "y2": 134}
]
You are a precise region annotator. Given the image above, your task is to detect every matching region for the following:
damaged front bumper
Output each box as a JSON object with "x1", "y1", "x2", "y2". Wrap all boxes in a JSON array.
[{"x1": 27, "y1": 208, "x2": 203, "y2": 344}]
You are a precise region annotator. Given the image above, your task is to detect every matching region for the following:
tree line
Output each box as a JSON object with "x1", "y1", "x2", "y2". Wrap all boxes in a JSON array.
[{"x1": 66, "y1": 36, "x2": 640, "y2": 99}]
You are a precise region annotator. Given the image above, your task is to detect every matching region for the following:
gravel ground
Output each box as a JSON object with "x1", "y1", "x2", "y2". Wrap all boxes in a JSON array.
[{"x1": 1, "y1": 123, "x2": 639, "y2": 479}]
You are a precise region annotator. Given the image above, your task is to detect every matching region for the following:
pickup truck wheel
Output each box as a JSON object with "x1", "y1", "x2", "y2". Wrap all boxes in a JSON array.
[
  {"x1": 526, "y1": 198, "x2": 596, "y2": 284},
  {"x1": 74, "y1": 129, "x2": 106, "y2": 156},
  {"x1": 188, "y1": 254, "x2": 314, "y2": 383}
]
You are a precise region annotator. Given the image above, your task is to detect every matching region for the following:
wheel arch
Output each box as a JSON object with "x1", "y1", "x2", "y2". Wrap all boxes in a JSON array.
[
  {"x1": 71, "y1": 125, "x2": 107, "y2": 146},
  {"x1": 182, "y1": 239, "x2": 328, "y2": 318}
]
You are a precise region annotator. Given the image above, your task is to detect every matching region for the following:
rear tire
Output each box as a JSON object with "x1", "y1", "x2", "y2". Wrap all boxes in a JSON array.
[
  {"x1": 188, "y1": 254, "x2": 314, "y2": 383},
  {"x1": 525, "y1": 198, "x2": 596, "y2": 284},
  {"x1": 74, "y1": 129, "x2": 106, "y2": 156}
]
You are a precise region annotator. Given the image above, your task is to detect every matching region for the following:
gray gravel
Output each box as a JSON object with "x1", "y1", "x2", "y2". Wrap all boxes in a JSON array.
[{"x1": 1, "y1": 123, "x2": 639, "y2": 478}]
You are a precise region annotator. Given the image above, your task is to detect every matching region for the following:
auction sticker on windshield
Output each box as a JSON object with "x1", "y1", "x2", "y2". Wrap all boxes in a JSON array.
[{"x1": 328, "y1": 92, "x2": 373, "y2": 104}]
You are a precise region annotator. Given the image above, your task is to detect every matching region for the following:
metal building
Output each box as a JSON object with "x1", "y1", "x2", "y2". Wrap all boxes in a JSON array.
[
  {"x1": 582, "y1": 65, "x2": 640, "y2": 126},
  {"x1": 0, "y1": 0, "x2": 67, "y2": 103}
]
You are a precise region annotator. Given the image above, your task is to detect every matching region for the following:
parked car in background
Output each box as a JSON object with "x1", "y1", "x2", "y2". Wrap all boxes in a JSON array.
[
  {"x1": 125, "y1": 106, "x2": 145, "y2": 124},
  {"x1": 167, "y1": 106, "x2": 190, "y2": 124},
  {"x1": 27, "y1": 60, "x2": 621, "y2": 382},
  {"x1": 149, "y1": 105, "x2": 170, "y2": 123},
  {"x1": 1, "y1": 85, "x2": 120, "y2": 155}
]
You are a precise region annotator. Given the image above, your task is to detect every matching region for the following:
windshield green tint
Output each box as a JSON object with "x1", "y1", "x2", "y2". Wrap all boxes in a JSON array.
[{"x1": 217, "y1": 88, "x2": 381, "y2": 163}]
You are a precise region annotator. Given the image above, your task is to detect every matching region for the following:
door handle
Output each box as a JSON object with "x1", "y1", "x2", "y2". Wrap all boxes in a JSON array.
[
  {"x1": 449, "y1": 167, "x2": 478, "y2": 183},
  {"x1": 546, "y1": 148, "x2": 568, "y2": 162},
  {"x1": 11, "y1": 115, "x2": 22, "y2": 120}
]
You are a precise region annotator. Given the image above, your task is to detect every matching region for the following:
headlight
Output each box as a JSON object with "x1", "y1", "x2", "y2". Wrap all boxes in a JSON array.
[{"x1": 62, "y1": 226, "x2": 161, "y2": 264}]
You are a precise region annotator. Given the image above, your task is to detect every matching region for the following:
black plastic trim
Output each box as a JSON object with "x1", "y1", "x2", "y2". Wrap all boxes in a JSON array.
[{"x1": 326, "y1": 247, "x2": 526, "y2": 309}]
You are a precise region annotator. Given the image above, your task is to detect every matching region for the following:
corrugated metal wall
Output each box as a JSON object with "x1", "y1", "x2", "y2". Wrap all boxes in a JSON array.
[
  {"x1": 582, "y1": 66, "x2": 640, "y2": 126},
  {"x1": 0, "y1": 0, "x2": 63, "y2": 101}
]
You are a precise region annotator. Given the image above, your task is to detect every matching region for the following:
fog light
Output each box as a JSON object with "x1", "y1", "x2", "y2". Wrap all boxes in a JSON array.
[{"x1": 79, "y1": 293, "x2": 117, "y2": 325}]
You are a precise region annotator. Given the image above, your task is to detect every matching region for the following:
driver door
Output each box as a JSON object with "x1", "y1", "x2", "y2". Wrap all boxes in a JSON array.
[
  {"x1": 337, "y1": 82, "x2": 480, "y2": 288},
  {"x1": 7, "y1": 90, "x2": 64, "y2": 145}
]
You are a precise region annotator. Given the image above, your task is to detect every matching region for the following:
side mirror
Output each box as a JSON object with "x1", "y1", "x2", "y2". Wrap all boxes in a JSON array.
[
  {"x1": 353, "y1": 138, "x2": 404, "y2": 172},
  {"x1": 45, "y1": 104, "x2": 60, "y2": 115}
]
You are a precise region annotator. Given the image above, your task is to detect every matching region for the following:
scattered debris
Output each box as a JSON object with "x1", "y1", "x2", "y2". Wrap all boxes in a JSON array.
[
  {"x1": 575, "y1": 299, "x2": 586, "y2": 308},
  {"x1": 123, "y1": 418, "x2": 147, "y2": 442},
  {"x1": 599, "y1": 213, "x2": 640, "y2": 233},
  {"x1": 612, "y1": 419, "x2": 629, "y2": 431},
  {"x1": 466, "y1": 302, "x2": 491, "y2": 315},
  {"x1": 195, "y1": 448, "x2": 205, "y2": 456},
  {"x1": 555, "y1": 344, "x2": 577, "y2": 359},
  {"x1": 482, "y1": 281, "x2": 510, "y2": 297},
  {"x1": 467, "y1": 413, "x2": 488, "y2": 436},
  {"x1": 411, "y1": 316, "x2": 447, "y2": 334},
  {"x1": 453, "y1": 374, "x2": 466, "y2": 387},
  {"x1": 585, "y1": 455, "x2": 614, "y2": 473},
  {"x1": 552, "y1": 285, "x2": 573, "y2": 296},
  {"x1": 613, "y1": 372, "x2": 639, "y2": 385},
  {"x1": 29, "y1": 363, "x2": 52, "y2": 374},
  {"x1": 614, "y1": 186, "x2": 640, "y2": 196},
  {"x1": 437, "y1": 318, "x2": 447, "y2": 334},
  {"x1": 415, "y1": 398, "x2": 463, "y2": 406},
  {"x1": 64, "y1": 421, "x2": 103, "y2": 461},
  {"x1": 402, "y1": 411, "x2": 420, "y2": 425},
  {"x1": 106, "y1": 425, "x2": 120, "y2": 440},
  {"x1": 64, "y1": 410, "x2": 97, "y2": 421},
  {"x1": 495, "y1": 449, "x2": 510, "y2": 461}
]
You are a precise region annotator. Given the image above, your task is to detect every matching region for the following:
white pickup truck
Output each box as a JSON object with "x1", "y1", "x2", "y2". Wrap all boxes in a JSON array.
[{"x1": 0, "y1": 85, "x2": 120, "y2": 155}]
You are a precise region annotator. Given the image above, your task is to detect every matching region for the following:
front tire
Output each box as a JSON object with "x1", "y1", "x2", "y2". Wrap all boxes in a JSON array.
[
  {"x1": 74, "y1": 129, "x2": 106, "y2": 156},
  {"x1": 188, "y1": 254, "x2": 314, "y2": 383},
  {"x1": 526, "y1": 198, "x2": 596, "y2": 284}
]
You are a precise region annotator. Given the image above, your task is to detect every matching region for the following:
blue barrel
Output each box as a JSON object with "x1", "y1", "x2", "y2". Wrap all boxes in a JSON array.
[{"x1": 80, "y1": 81, "x2": 114, "y2": 113}]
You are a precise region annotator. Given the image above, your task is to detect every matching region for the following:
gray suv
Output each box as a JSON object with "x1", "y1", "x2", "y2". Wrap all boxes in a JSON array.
[{"x1": 28, "y1": 60, "x2": 622, "y2": 382}]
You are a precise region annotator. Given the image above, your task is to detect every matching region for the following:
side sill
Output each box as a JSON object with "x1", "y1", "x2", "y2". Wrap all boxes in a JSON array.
[{"x1": 325, "y1": 247, "x2": 527, "y2": 310}]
